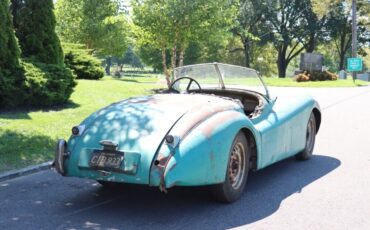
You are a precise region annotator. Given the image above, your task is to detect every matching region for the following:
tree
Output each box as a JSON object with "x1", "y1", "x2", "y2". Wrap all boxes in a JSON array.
[
  {"x1": 231, "y1": 0, "x2": 271, "y2": 67},
  {"x1": 311, "y1": 0, "x2": 340, "y2": 17},
  {"x1": 132, "y1": 0, "x2": 236, "y2": 87},
  {"x1": 55, "y1": 0, "x2": 129, "y2": 75},
  {"x1": 137, "y1": 43, "x2": 169, "y2": 72},
  {"x1": 122, "y1": 46, "x2": 143, "y2": 69},
  {"x1": 304, "y1": 3, "x2": 327, "y2": 53},
  {"x1": 265, "y1": 0, "x2": 314, "y2": 78},
  {"x1": 326, "y1": 4, "x2": 352, "y2": 70},
  {"x1": 80, "y1": 0, "x2": 128, "y2": 54},
  {"x1": 54, "y1": 0, "x2": 83, "y2": 43},
  {"x1": 10, "y1": 0, "x2": 23, "y2": 40},
  {"x1": 0, "y1": 0, "x2": 23, "y2": 108},
  {"x1": 132, "y1": 0, "x2": 175, "y2": 85},
  {"x1": 325, "y1": 2, "x2": 370, "y2": 70},
  {"x1": 12, "y1": 0, "x2": 64, "y2": 65},
  {"x1": 0, "y1": 0, "x2": 20, "y2": 70}
]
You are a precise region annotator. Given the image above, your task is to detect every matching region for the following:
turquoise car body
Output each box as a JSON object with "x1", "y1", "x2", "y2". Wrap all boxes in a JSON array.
[{"x1": 55, "y1": 63, "x2": 321, "y2": 191}]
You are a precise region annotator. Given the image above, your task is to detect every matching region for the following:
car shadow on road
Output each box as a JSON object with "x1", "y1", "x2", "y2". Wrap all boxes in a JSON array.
[{"x1": 59, "y1": 154, "x2": 340, "y2": 230}]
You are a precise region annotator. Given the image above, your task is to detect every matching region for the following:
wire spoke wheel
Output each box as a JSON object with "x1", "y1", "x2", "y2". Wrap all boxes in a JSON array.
[
  {"x1": 228, "y1": 142, "x2": 246, "y2": 190},
  {"x1": 212, "y1": 132, "x2": 250, "y2": 203},
  {"x1": 296, "y1": 112, "x2": 316, "y2": 160},
  {"x1": 306, "y1": 116, "x2": 315, "y2": 153}
]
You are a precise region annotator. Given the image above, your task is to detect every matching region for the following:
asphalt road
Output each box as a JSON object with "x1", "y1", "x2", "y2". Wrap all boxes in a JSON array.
[{"x1": 1, "y1": 86, "x2": 370, "y2": 230}]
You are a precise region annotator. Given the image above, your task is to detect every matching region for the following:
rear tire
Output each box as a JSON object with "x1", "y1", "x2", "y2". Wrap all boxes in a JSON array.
[
  {"x1": 212, "y1": 132, "x2": 250, "y2": 203},
  {"x1": 296, "y1": 112, "x2": 316, "y2": 160}
]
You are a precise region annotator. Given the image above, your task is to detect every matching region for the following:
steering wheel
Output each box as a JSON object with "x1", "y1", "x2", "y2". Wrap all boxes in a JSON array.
[{"x1": 169, "y1": 77, "x2": 202, "y2": 93}]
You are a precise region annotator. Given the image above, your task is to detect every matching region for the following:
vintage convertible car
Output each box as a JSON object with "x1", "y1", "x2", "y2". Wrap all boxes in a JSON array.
[{"x1": 55, "y1": 63, "x2": 321, "y2": 202}]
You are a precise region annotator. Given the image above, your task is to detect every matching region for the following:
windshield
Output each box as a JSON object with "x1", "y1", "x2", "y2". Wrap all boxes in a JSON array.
[{"x1": 172, "y1": 63, "x2": 269, "y2": 98}]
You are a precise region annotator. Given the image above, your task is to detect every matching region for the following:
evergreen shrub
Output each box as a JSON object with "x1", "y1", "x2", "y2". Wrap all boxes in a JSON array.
[
  {"x1": 63, "y1": 43, "x2": 104, "y2": 80},
  {"x1": 0, "y1": 68, "x2": 26, "y2": 108},
  {"x1": 21, "y1": 59, "x2": 77, "y2": 107}
]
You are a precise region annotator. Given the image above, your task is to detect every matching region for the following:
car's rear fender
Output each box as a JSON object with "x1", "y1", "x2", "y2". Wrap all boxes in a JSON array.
[{"x1": 149, "y1": 110, "x2": 260, "y2": 189}]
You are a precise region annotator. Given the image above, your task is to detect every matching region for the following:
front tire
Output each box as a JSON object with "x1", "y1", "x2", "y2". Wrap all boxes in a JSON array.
[
  {"x1": 212, "y1": 132, "x2": 250, "y2": 203},
  {"x1": 296, "y1": 112, "x2": 317, "y2": 160}
]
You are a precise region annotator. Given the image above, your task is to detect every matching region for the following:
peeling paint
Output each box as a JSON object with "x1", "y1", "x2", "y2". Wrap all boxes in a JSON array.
[
  {"x1": 200, "y1": 111, "x2": 240, "y2": 138},
  {"x1": 168, "y1": 163, "x2": 177, "y2": 172},
  {"x1": 170, "y1": 102, "x2": 240, "y2": 140}
]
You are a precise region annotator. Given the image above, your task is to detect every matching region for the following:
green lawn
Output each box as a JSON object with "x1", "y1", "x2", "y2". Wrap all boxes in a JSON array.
[
  {"x1": 118, "y1": 73, "x2": 163, "y2": 83},
  {"x1": 0, "y1": 77, "x2": 163, "y2": 173},
  {"x1": 264, "y1": 78, "x2": 370, "y2": 87}
]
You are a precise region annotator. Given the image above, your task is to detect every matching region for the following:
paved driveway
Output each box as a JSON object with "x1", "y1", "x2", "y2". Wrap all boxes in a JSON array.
[{"x1": 1, "y1": 86, "x2": 370, "y2": 230}]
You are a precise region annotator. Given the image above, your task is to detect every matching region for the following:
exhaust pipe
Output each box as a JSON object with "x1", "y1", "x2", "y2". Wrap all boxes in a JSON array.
[{"x1": 54, "y1": 139, "x2": 68, "y2": 176}]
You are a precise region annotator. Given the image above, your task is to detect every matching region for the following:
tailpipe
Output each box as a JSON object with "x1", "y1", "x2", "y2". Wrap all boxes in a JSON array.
[{"x1": 54, "y1": 139, "x2": 69, "y2": 176}]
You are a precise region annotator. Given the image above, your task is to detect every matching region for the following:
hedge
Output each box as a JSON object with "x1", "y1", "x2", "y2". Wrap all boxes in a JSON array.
[{"x1": 0, "y1": 59, "x2": 77, "y2": 108}]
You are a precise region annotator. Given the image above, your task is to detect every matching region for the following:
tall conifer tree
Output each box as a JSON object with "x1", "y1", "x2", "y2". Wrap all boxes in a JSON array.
[
  {"x1": 0, "y1": 0, "x2": 23, "y2": 108},
  {"x1": 13, "y1": 0, "x2": 63, "y2": 65},
  {"x1": 0, "y1": 0, "x2": 20, "y2": 70}
]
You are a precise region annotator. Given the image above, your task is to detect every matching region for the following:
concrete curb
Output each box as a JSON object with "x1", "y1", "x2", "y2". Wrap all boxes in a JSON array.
[{"x1": 0, "y1": 161, "x2": 53, "y2": 182}]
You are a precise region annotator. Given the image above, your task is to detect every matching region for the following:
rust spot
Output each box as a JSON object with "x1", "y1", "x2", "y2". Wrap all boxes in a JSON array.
[
  {"x1": 154, "y1": 151, "x2": 174, "y2": 193},
  {"x1": 156, "y1": 153, "x2": 169, "y2": 168},
  {"x1": 171, "y1": 103, "x2": 237, "y2": 139},
  {"x1": 209, "y1": 151, "x2": 215, "y2": 161},
  {"x1": 209, "y1": 151, "x2": 216, "y2": 173},
  {"x1": 200, "y1": 111, "x2": 240, "y2": 138},
  {"x1": 168, "y1": 163, "x2": 177, "y2": 172}
]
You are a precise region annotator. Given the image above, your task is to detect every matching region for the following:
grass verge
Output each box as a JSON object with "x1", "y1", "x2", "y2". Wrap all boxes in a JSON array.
[
  {"x1": 264, "y1": 78, "x2": 370, "y2": 87},
  {"x1": 0, "y1": 77, "x2": 163, "y2": 173}
]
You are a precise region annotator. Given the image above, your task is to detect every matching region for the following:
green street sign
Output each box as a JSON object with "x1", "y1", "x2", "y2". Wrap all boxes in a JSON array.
[{"x1": 347, "y1": 58, "x2": 363, "y2": 72}]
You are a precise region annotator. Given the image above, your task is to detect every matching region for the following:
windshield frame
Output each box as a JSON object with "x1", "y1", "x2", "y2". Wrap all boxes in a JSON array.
[{"x1": 172, "y1": 62, "x2": 270, "y2": 99}]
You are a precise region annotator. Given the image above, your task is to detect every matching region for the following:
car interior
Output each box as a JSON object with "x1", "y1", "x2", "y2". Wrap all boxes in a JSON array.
[{"x1": 190, "y1": 88, "x2": 265, "y2": 118}]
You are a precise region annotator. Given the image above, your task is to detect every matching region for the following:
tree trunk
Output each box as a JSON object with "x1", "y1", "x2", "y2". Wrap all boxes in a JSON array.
[
  {"x1": 277, "y1": 46, "x2": 288, "y2": 78},
  {"x1": 305, "y1": 33, "x2": 316, "y2": 53},
  {"x1": 105, "y1": 56, "x2": 111, "y2": 75},
  {"x1": 179, "y1": 48, "x2": 185, "y2": 67},
  {"x1": 86, "y1": 40, "x2": 93, "y2": 50},
  {"x1": 337, "y1": 33, "x2": 349, "y2": 71},
  {"x1": 339, "y1": 52, "x2": 345, "y2": 70},
  {"x1": 171, "y1": 46, "x2": 177, "y2": 70},
  {"x1": 243, "y1": 40, "x2": 251, "y2": 68},
  {"x1": 162, "y1": 48, "x2": 171, "y2": 88},
  {"x1": 171, "y1": 28, "x2": 179, "y2": 69}
]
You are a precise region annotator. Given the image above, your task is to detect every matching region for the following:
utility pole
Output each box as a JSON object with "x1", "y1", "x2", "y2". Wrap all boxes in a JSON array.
[{"x1": 352, "y1": 0, "x2": 357, "y2": 82}]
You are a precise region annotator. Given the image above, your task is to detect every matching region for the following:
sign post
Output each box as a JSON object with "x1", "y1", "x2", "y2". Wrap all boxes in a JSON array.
[{"x1": 351, "y1": 0, "x2": 357, "y2": 82}]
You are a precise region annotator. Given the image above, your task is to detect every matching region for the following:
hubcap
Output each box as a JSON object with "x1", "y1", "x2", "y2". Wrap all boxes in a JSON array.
[{"x1": 228, "y1": 142, "x2": 246, "y2": 190}]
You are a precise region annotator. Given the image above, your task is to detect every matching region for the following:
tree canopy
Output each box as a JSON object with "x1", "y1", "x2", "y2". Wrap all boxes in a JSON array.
[
  {"x1": 55, "y1": 0, "x2": 129, "y2": 57},
  {"x1": 132, "y1": 0, "x2": 237, "y2": 86}
]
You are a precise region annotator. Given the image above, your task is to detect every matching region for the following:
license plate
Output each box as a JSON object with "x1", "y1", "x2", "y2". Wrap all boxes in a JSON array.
[{"x1": 89, "y1": 150, "x2": 124, "y2": 170}]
